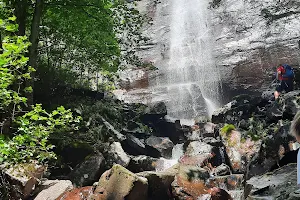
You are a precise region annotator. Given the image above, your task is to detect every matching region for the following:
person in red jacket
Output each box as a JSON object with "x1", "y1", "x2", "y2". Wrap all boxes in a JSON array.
[{"x1": 274, "y1": 64, "x2": 294, "y2": 100}]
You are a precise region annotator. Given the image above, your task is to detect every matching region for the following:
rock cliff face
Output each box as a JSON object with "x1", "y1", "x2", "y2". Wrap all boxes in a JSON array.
[
  {"x1": 127, "y1": 0, "x2": 300, "y2": 109},
  {"x1": 210, "y1": 0, "x2": 300, "y2": 96}
]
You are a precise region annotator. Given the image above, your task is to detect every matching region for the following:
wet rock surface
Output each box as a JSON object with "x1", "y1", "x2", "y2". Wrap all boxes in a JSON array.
[
  {"x1": 246, "y1": 164, "x2": 299, "y2": 200},
  {"x1": 68, "y1": 153, "x2": 105, "y2": 187},
  {"x1": 145, "y1": 136, "x2": 174, "y2": 159}
]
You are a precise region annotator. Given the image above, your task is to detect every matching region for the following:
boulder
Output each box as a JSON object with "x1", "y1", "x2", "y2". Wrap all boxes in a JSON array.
[
  {"x1": 202, "y1": 122, "x2": 217, "y2": 137},
  {"x1": 212, "y1": 95, "x2": 259, "y2": 124},
  {"x1": 171, "y1": 165, "x2": 211, "y2": 199},
  {"x1": 121, "y1": 134, "x2": 147, "y2": 156},
  {"x1": 145, "y1": 136, "x2": 174, "y2": 158},
  {"x1": 192, "y1": 122, "x2": 217, "y2": 138},
  {"x1": 266, "y1": 102, "x2": 284, "y2": 121},
  {"x1": 185, "y1": 141, "x2": 213, "y2": 156},
  {"x1": 180, "y1": 142, "x2": 229, "y2": 169},
  {"x1": 105, "y1": 142, "x2": 130, "y2": 167},
  {"x1": 246, "y1": 164, "x2": 298, "y2": 200},
  {"x1": 155, "y1": 158, "x2": 179, "y2": 172},
  {"x1": 247, "y1": 121, "x2": 295, "y2": 178},
  {"x1": 127, "y1": 155, "x2": 158, "y2": 173},
  {"x1": 56, "y1": 186, "x2": 93, "y2": 200},
  {"x1": 179, "y1": 153, "x2": 213, "y2": 167},
  {"x1": 137, "y1": 170, "x2": 176, "y2": 200},
  {"x1": 144, "y1": 101, "x2": 167, "y2": 117},
  {"x1": 170, "y1": 164, "x2": 239, "y2": 200},
  {"x1": 220, "y1": 130, "x2": 261, "y2": 174},
  {"x1": 142, "y1": 119, "x2": 186, "y2": 144},
  {"x1": 34, "y1": 180, "x2": 73, "y2": 200},
  {"x1": 282, "y1": 90, "x2": 300, "y2": 118},
  {"x1": 207, "y1": 174, "x2": 244, "y2": 199},
  {"x1": 261, "y1": 89, "x2": 274, "y2": 102},
  {"x1": 266, "y1": 90, "x2": 300, "y2": 121},
  {"x1": 211, "y1": 164, "x2": 231, "y2": 176},
  {"x1": 2, "y1": 162, "x2": 46, "y2": 200},
  {"x1": 68, "y1": 153, "x2": 105, "y2": 187},
  {"x1": 202, "y1": 137, "x2": 223, "y2": 147},
  {"x1": 90, "y1": 164, "x2": 148, "y2": 200}
]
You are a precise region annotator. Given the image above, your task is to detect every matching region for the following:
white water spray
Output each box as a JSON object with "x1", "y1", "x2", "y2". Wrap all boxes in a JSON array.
[
  {"x1": 151, "y1": 0, "x2": 222, "y2": 118},
  {"x1": 155, "y1": 144, "x2": 184, "y2": 172}
]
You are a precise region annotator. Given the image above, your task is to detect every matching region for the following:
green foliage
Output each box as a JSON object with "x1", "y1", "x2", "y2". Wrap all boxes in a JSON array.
[
  {"x1": 37, "y1": 0, "x2": 147, "y2": 91},
  {"x1": 221, "y1": 124, "x2": 235, "y2": 135},
  {"x1": 0, "y1": 104, "x2": 81, "y2": 165},
  {"x1": 243, "y1": 117, "x2": 267, "y2": 141},
  {"x1": 0, "y1": 3, "x2": 33, "y2": 130}
]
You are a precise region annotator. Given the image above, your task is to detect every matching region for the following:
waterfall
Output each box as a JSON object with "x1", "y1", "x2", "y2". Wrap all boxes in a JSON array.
[{"x1": 151, "y1": 0, "x2": 222, "y2": 119}]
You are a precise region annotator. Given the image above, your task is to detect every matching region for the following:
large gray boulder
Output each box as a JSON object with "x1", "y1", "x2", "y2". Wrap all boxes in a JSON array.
[
  {"x1": 246, "y1": 164, "x2": 299, "y2": 200},
  {"x1": 106, "y1": 142, "x2": 131, "y2": 167},
  {"x1": 34, "y1": 180, "x2": 73, "y2": 200},
  {"x1": 1, "y1": 162, "x2": 46, "y2": 200},
  {"x1": 145, "y1": 136, "x2": 174, "y2": 158},
  {"x1": 90, "y1": 164, "x2": 148, "y2": 200}
]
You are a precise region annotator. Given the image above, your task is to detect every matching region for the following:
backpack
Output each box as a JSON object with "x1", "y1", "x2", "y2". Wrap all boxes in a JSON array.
[{"x1": 281, "y1": 64, "x2": 294, "y2": 79}]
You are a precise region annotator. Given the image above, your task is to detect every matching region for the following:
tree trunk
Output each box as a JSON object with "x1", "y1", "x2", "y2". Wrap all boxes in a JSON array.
[
  {"x1": 28, "y1": 0, "x2": 44, "y2": 105},
  {"x1": 14, "y1": 0, "x2": 28, "y2": 36}
]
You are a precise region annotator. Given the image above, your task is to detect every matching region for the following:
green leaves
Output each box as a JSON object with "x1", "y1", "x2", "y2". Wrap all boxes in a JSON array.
[
  {"x1": 0, "y1": 104, "x2": 81, "y2": 165},
  {"x1": 5, "y1": 24, "x2": 18, "y2": 32},
  {"x1": 0, "y1": 9, "x2": 32, "y2": 127}
]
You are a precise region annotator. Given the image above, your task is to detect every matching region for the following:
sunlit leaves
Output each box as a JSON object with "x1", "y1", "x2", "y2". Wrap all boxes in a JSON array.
[{"x1": 0, "y1": 104, "x2": 81, "y2": 165}]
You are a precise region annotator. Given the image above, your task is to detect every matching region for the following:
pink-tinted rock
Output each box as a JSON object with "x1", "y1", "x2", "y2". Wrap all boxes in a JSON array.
[{"x1": 56, "y1": 186, "x2": 93, "y2": 200}]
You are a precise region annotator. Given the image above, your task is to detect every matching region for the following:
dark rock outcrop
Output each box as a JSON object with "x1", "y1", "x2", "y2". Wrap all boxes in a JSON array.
[
  {"x1": 246, "y1": 164, "x2": 299, "y2": 200},
  {"x1": 137, "y1": 170, "x2": 176, "y2": 200},
  {"x1": 68, "y1": 153, "x2": 105, "y2": 187},
  {"x1": 127, "y1": 155, "x2": 158, "y2": 173},
  {"x1": 121, "y1": 134, "x2": 147, "y2": 156},
  {"x1": 105, "y1": 142, "x2": 131, "y2": 167},
  {"x1": 145, "y1": 136, "x2": 174, "y2": 158},
  {"x1": 212, "y1": 94, "x2": 259, "y2": 124}
]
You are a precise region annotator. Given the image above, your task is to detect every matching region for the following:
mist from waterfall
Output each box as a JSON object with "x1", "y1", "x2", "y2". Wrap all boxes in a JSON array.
[{"x1": 151, "y1": 0, "x2": 222, "y2": 119}]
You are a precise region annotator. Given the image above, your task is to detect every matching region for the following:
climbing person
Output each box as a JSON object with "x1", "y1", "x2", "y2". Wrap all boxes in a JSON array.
[{"x1": 274, "y1": 64, "x2": 295, "y2": 100}]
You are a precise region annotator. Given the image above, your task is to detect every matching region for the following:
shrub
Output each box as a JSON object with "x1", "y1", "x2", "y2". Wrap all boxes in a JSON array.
[{"x1": 0, "y1": 104, "x2": 81, "y2": 165}]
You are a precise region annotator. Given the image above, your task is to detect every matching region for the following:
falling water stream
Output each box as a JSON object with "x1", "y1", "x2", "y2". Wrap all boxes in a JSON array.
[
  {"x1": 151, "y1": 0, "x2": 222, "y2": 119},
  {"x1": 155, "y1": 144, "x2": 184, "y2": 172}
]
